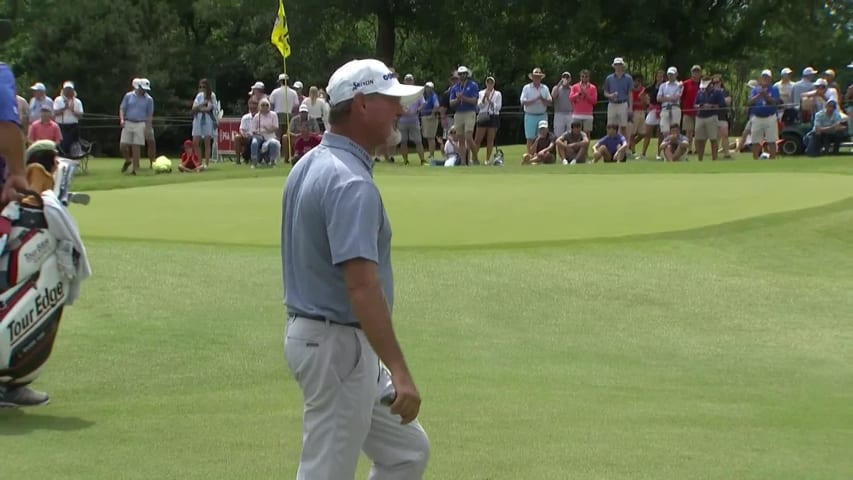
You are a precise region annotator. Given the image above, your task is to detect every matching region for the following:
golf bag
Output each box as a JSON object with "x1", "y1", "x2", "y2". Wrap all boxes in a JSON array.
[{"x1": 0, "y1": 157, "x2": 88, "y2": 388}]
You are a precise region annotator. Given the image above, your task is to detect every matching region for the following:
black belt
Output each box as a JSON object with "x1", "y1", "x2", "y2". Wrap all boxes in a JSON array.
[{"x1": 288, "y1": 312, "x2": 361, "y2": 329}]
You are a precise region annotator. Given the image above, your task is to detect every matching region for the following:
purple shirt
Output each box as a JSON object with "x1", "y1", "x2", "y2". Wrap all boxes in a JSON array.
[
  {"x1": 398, "y1": 97, "x2": 424, "y2": 126},
  {"x1": 596, "y1": 133, "x2": 626, "y2": 154},
  {"x1": 0, "y1": 63, "x2": 20, "y2": 125}
]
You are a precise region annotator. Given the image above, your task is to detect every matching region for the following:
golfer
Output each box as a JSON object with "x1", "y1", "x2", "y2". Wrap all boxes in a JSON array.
[{"x1": 281, "y1": 58, "x2": 430, "y2": 479}]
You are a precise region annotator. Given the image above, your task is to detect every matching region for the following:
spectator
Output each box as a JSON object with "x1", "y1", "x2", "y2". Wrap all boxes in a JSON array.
[
  {"x1": 441, "y1": 125, "x2": 461, "y2": 166},
  {"x1": 747, "y1": 69, "x2": 782, "y2": 159},
  {"x1": 551, "y1": 71, "x2": 573, "y2": 136},
  {"x1": 53, "y1": 81, "x2": 83, "y2": 156},
  {"x1": 657, "y1": 67, "x2": 683, "y2": 134},
  {"x1": 439, "y1": 71, "x2": 459, "y2": 138},
  {"x1": 775, "y1": 67, "x2": 794, "y2": 109},
  {"x1": 398, "y1": 74, "x2": 426, "y2": 165},
  {"x1": 592, "y1": 124, "x2": 629, "y2": 163},
  {"x1": 292, "y1": 125, "x2": 322, "y2": 165},
  {"x1": 555, "y1": 121, "x2": 589, "y2": 164},
  {"x1": 27, "y1": 105, "x2": 61, "y2": 145},
  {"x1": 519, "y1": 67, "x2": 551, "y2": 156},
  {"x1": 270, "y1": 73, "x2": 299, "y2": 127},
  {"x1": 681, "y1": 65, "x2": 702, "y2": 152},
  {"x1": 823, "y1": 69, "x2": 841, "y2": 100},
  {"x1": 449, "y1": 65, "x2": 480, "y2": 165},
  {"x1": 249, "y1": 81, "x2": 267, "y2": 103},
  {"x1": 737, "y1": 79, "x2": 759, "y2": 152},
  {"x1": 660, "y1": 124, "x2": 689, "y2": 161},
  {"x1": 791, "y1": 67, "x2": 818, "y2": 116},
  {"x1": 420, "y1": 81, "x2": 441, "y2": 160},
  {"x1": 521, "y1": 120, "x2": 556, "y2": 165},
  {"x1": 845, "y1": 84, "x2": 853, "y2": 134},
  {"x1": 250, "y1": 98, "x2": 281, "y2": 167},
  {"x1": 28, "y1": 82, "x2": 53, "y2": 124},
  {"x1": 178, "y1": 139, "x2": 203, "y2": 172},
  {"x1": 713, "y1": 74, "x2": 733, "y2": 159},
  {"x1": 603, "y1": 57, "x2": 633, "y2": 136},
  {"x1": 693, "y1": 77, "x2": 726, "y2": 161},
  {"x1": 119, "y1": 77, "x2": 154, "y2": 175},
  {"x1": 191, "y1": 78, "x2": 218, "y2": 168},
  {"x1": 642, "y1": 69, "x2": 665, "y2": 159},
  {"x1": 805, "y1": 78, "x2": 837, "y2": 109},
  {"x1": 234, "y1": 98, "x2": 259, "y2": 165},
  {"x1": 139, "y1": 78, "x2": 157, "y2": 169},
  {"x1": 293, "y1": 81, "x2": 305, "y2": 105},
  {"x1": 474, "y1": 76, "x2": 502, "y2": 164},
  {"x1": 286, "y1": 103, "x2": 320, "y2": 163},
  {"x1": 300, "y1": 86, "x2": 330, "y2": 131},
  {"x1": 570, "y1": 69, "x2": 597, "y2": 135},
  {"x1": 628, "y1": 73, "x2": 648, "y2": 157},
  {"x1": 807, "y1": 99, "x2": 846, "y2": 156}
]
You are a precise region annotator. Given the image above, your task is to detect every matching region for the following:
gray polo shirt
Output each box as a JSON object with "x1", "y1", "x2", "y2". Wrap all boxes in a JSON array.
[{"x1": 281, "y1": 132, "x2": 393, "y2": 325}]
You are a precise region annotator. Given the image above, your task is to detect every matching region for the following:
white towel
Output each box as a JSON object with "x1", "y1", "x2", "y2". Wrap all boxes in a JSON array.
[{"x1": 41, "y1": 191, "x2": 91, "y2": 305}]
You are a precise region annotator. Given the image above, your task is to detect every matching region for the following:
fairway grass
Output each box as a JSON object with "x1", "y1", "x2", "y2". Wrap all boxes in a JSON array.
[{"x1": 1, "y1": 152, "x2": 851, "y2": 479}]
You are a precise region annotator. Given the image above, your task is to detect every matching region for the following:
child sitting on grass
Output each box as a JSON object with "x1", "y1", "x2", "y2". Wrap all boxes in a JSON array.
[{"x1": 178, "y1": 140, "x2": 203, "y2": 173}]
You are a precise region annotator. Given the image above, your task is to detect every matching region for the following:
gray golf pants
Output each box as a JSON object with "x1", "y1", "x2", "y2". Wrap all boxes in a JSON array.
[{"x1": 284, "y1": 316, "x2": 430, "y2": 479}]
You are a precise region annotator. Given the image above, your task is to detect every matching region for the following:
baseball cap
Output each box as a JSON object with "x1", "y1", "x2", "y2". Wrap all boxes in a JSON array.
[
  {"x1": 612, "y1": 57, "x2": 625, "y2": 66},
  {"x1": 666, "y1": 66, "x2": 678, "y2": 75},
  {"x1": 278, "y1": 73, "x2": 288, "y2": 81},
  {"x1": 802, "y1": 67, "x2": 818, "y2": 76},
  {"x1": 138, "y1": 78, "x2": 151, "y2": 91},
  {"x1": 760, "y1": 69, "x2": 772, "y2": 77},
  {"x1": 425, "y1": 81, "x2": 435, "y2": 88},
  {"x1": 561, "y1": 71, "x2": 571, "y2": 78},
  {"x1": 537, "y1": 120, "x2": 548, "y2": 129},
  {"x1": 294, "y1": 81, "x2": 304, "y2": 89},
  {"x1": 824, "y1": 69, "x2": 835, "y2": 77},
  {"x1": 457, "y1": 66, "x2": 470, "y2": 74},
  {"x1": 780, "y1": 67, "x2": 792, "y2": 76},
  {"x1": 326, "y1": 58, "x2": 423, "y2": 107},
  {"x1": 691, "y1": 64, "x2": 702, "y2": 71},
  {"x1": 404, "y1": 73, "x2": 414, "y2": 80},
  {"x1": 815, "y1": 78, "x2": 828, "y2": 87},
  {"x1": 30, "y1": 82, "x2": 46, "y2": 91},
  {"x1": 62, "y1": 81, "x2": 75, "y2": 90}
]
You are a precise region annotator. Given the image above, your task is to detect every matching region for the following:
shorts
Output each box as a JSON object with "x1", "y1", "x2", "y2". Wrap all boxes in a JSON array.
[
  {"x1": 645, "y1": 110, "x2": 660, "y2": 126},
  {"x1": 750, "y1": 115, "x2": 778, "y2": 143},
  {"x1": 453, "y1": 111, "x2": 476, "y2": 133},
  {"x1": 553, "y1": 112, "x2": 573, "y2": 135},
  {"x1": 681, "y1": 114, "x2": 696, "y2": 132},
  {"x1": 694, "y1": 116, "x2": 719, "y2": 141},
  {"x1": 399, "y1": 122, "x2": 422, "y2": 144},
  {"x1": 629, "y1": 111, "x2": 646, "y2": 136},
  {"x1": 120, "y1": 121, "x2": 146, "y2": 146},
  {"x1": 421, "y1": 116, "x2": 439, "y2": 139},
  {"x1": 607, "y1": 102, "x2": 629, "y2": 127},
  {"x1": 477, "y1": 114, "x2": 500, "y2": 129},
  {"x1": 524, "y1": 113, "x2": 547, "y2": 139},
  {"x1": 660, "y1": 105, "x2": 682, "y2": 132},
  {"x1": 571, "y1": 115, "x2": 593, "y2": 132}
]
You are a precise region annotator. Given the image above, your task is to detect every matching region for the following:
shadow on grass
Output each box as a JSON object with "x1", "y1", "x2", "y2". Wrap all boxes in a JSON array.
[{"x1": 0, "y1": 409, "x2": 95, "y2": 436}]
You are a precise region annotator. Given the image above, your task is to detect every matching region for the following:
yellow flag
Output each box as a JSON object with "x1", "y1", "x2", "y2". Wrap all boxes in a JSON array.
[{"x1": 270, "y1": 0, "x2": 291, "y2": 59}]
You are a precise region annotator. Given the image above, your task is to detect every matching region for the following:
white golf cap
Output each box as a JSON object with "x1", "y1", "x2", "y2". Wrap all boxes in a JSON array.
[
  {"x1": 294, "y1": 81, "x2": 303, "y2": 89},
  {"x1": 747, "y1": 79, "x2": 758, "y2": 88},
  {"x1": 138, "y1": 78, "x2": 151, "y2": 90},
  {"x1": 760, "y1": 69, "x2": 772, "y2": 77},
  {"x1": 612, "y1": 57, "x2": 625, "y2": 66},
  {"x1": 326, "y1": 58, "x2": 423, "y2": 107},
  {"x1": 30, "y1": 82, "x2": 46, "y2": 91},
  {"x1": 815, "y1": 78, "x2": 828, "y2": 87},
  {"x1": 404, "y1": 73, "x2": 414, "y2": 80},
  {"x1": 298, "y1": 103, "x2": 309, "y2": 112},
  {"x1": 425, "y1": 81, "x2": 435, "y2": 88},
  {"x1": 456, "y1": 65, "x2": 470, "y2": 74},
  {"x1": 62, "y1": 81, "x2": 75, "y2": 90},
  {"x1": 537, "y1": 120, "x2": 548, "y2": 129},
  {"x1": 131, "y1": 78, "x2": 141, "y2": 88},
  {"x1": 278, "y1": 73, "x2": 288, "y2": 81},
  {"x1": 780, "y1": 67, "x2": 792, "y2": 75},
  {"x1": 666, "y1": 66, "x2": 678, "y2": 75},
  {"x1": 251, "y1": 81, "x2": 264, "y2": 90},
  {"x1": 802, "y1": 67, "x2": 818, "y2": 76}
]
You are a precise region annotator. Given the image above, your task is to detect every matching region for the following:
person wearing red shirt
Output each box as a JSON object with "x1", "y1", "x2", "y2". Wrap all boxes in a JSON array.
[
  {"x1": 178, "y1": 139, "x2": 203, "y2": 172},
  {"x1": 292, "y1": 127, "x2": 322, "y2": 165},
  {"x1": 680, "y1": 65, "x2": 702, "y2": 153},
  {"x1": 27, "y1": 105, "x2": 62, "y2": 145}
]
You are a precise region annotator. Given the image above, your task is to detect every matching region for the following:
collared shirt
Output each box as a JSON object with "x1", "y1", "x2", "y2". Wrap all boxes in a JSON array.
[
  {"x1": 790, "y1": 79, "x2": 814, "y2": 109},
  {"x1": 270, "y1": 86, "x2": 299, "y2": 114},
  {"x1": 239, "y1": 112, "x2": 254, "y2": 137},
  {"x1": 289, "y1": 115, "x2": 320, "y2": 134},
  {"x1": 120, "y1": 91, "x2": 154, "y2": 122},
  {"x1": 421, "y1": 91, "x2": 440, "y2": 116},
  {"x1": 53, "y1": 95, "x2": 84, "y2": 124},
  {"x1": 450, "y1": 80, "x2": 480, "y2": 112},
  {"x1": 749, "y1": 85, "x2": 781, "y2": 117},
  {"x1": 657, "y1": 81, "x2": 683, "y2": 107},
  {"x1": 596, "y1": 133, "x2": 626, "y2": 154},
  {"x1": 604, "y1": 73, "x2": 633, "y2": 103},
  {"x1": 552, "y1": 84, "x2": 573, "y2": 113},
  {"x1": 29, "y1": 96, "x2": 54, "y2": 123},
  {"x1": 520, "y1": 82, "x2": 551, "y2": 114},
  {"x1": 398, "y1": 97, "x2": 424, "y2": 126},
  {"x1": 681, "y1": 78, "x2": 700, "y2": 115},
  {"x1": 694, "y1": 89, "x2": 727, "y2": 118},
  {"x1": 282, "y1": 132, "x2": 393, "y2": 326},
  {"x1": 0, "y1": 64, "x2": 18, "y2": 125},
  {"x1": 812, "y1": 108, "x2": 842, "y2": 132}
]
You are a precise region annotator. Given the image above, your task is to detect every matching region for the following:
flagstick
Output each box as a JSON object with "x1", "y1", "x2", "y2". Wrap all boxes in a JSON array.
[{"x1": 284, "y1": 57, "x2": 293, "y2": 165}]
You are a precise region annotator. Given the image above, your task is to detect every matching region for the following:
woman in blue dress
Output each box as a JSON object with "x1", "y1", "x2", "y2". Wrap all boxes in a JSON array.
[{"x1": 191, "y1": 78, "x2": 217, "y2": 168}]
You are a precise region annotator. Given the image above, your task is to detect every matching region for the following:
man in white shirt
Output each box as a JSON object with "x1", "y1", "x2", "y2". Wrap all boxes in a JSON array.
[
  {"x1": 774, "y1": 68, "x2": 794, "y2": 108},
  {"x1": 234, "y1": 98, "x2": 258, "y2": 164},
  {"x1": 657, "y1": 67, "x2": 683, "y2": 133},
  {"x1": 53, "y1": 81, "x2": 83, "y2": 155},
  {"x1": 519, "y1": 67, "x2": 552, "y2": 154},
  {"x1": 269, "y1": 73, "x2": 299, "y2": 139}
]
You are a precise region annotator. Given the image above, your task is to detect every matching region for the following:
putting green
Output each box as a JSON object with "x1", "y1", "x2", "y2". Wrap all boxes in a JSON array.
[{"x1": 74, "y1": 173, "x2": 853, "y2": 247}]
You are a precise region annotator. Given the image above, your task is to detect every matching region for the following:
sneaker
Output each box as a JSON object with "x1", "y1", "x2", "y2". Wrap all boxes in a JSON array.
[
  {"x1": 0, "y1": 385, "x2": 50, "y2": 408},
  {"x1": 562, "y1": 158, "x2": 569, "y2": 165}
]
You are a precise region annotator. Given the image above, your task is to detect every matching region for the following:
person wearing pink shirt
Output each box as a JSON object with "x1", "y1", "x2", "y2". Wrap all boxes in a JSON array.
[
  {"x1": 27, "y1": 105, "x2": 62, "y2": 145},
  {"x1": 570, "y1": 69, "x2": 598, "y2": 135}
]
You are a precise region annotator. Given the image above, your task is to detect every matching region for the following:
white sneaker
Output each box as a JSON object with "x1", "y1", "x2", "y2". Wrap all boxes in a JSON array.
[
  {"x1": 569, "y1": 159, "x2": 577, "y2": 165},
  {"x1": 562, "y1": 159, "x2": 569, "y2": 165}
]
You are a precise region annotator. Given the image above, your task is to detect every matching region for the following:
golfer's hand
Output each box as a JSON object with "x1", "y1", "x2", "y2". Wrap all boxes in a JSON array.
[
  {"x1": 2, "y1": 173, "x2": 29, "y2": 205},
  {"x1": 390, "y1": 373, "x2": 421, "y2": 424}
]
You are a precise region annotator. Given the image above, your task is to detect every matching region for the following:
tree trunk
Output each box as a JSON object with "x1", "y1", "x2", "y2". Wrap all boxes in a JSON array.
[{"x1": 375, "y1": 2, "x2": 395, "y2": 66}]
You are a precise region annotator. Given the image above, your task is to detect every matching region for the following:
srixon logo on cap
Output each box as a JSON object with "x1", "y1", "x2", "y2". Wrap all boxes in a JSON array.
[
  {"x1": 351, "y1": 79, "x2": 375, "y2": 91},
  {"x1": 382, "y1": 73, "x2": 394, "y2": 80}
]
